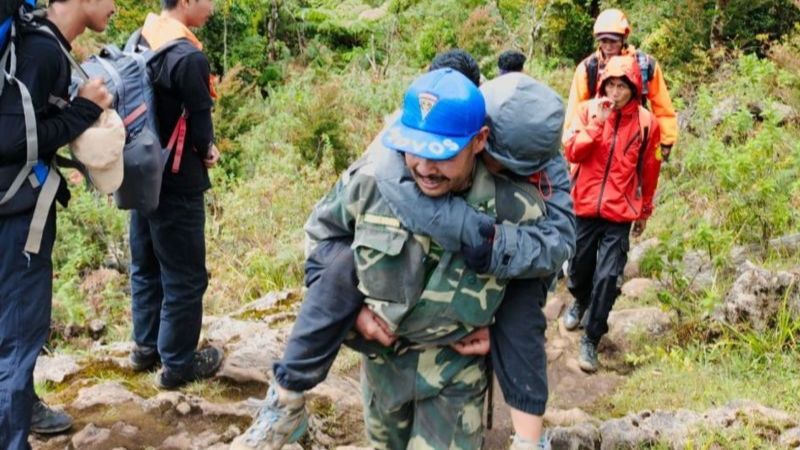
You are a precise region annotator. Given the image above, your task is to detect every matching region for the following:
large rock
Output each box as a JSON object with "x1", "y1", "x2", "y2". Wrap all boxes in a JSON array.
[
  {"x1": 620, "y1": 278, "x2": 659, "y2": 300},
  {"x1": 544, "y1": 292, "x2": 571, "y2": 322},
  {"x1": 624, "y1": 238, "x2": 659, "y2": 279},
  {"x1": 780, "y1": 427, "x2": 800, "y2": 448},
  {"x1": 160, "y1": 431, "x2": 223, "y2": 450},
  {"x1": 681, "y1": 250, "x2": 715, "y2": 291},
  {"x1": 605, "y1": 307, "x2": 673, "y2": 353},
  {"x1": 599, "y1": 409, "x2": 702, "y2": 450},
  {"x1": 714, "y1": 261, "x2": 800, "y2": 330},
  {"x1": 548, "y1": 422, "x2": 600, "y2": 449},
  {"x1": 71, "y1": 423, "x2": 112, "y2": 449},
  {"x1": 33, "y1": 354, "x2": 81, "y2": 384},
  {"x1": 544, "y1": 408, "x2": 594, "y2": 427},
  {"x1": 72, "y1": 382, "x2": 142, "y2": 410},
  {"x1": 142, "y1": 391, "x2": 256, "y2": 420}
]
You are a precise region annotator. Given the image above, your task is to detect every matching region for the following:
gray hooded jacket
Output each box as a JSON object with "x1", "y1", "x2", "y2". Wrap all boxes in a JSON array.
[{"x1": 373, "y1": 73, "x2": 575, "y2": 279}]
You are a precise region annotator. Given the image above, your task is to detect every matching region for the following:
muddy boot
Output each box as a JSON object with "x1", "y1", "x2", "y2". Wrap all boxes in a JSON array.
[
  {"x1": 510, "y1": 433, "x2": 551, "y2": 450},
  {"x1": 30, "y1": 398, "x2": 73, "y2": 435},
  {"x1": 562, "y1": 301, "x2": 586, "y2": 331},
  {"x1": 230, "y1": 384, "x2": 308, "y2": 450},
  {"x1": 129, "y1": 344, "x2": 159, "y2": 372},
  {"x1": 155, "y1": 346, "x2": 224, "y2": 390},
  {"x1": 578, "y1": 335, "x2": 599, "y2": 373}
]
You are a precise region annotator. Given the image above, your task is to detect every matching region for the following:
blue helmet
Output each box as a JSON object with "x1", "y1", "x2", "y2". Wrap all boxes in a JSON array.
[{"x1": 382, "y1": 68, "x2": 486, "y2": 160}]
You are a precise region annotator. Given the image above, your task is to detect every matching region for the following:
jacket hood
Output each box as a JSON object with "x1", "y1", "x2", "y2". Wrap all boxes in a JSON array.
[
  {"x1": 599, "y1": 54, "x2": 642, "y2": 100},
  {"x1": 480, "y1": 72, "x2": 565, "y2": 176}
]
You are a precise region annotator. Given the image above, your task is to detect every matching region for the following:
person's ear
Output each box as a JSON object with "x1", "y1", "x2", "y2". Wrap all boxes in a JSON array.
[{"x1": 472, "y1": 126, "x2": 490, "y2": 154}]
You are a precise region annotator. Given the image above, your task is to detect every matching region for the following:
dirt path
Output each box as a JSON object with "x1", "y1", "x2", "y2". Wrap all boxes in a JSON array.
[{"x1": 32, "y1": 288, "x2": 637, "y2": 450}]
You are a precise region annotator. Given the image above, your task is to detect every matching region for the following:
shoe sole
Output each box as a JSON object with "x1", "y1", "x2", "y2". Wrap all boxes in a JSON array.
[
  {"x1": 563, "y1": 318, "x2": 580, "y2": 331},
  {"x1": 30, "y1": 423, "x2": 72, "y2": 435},
  {"x1": 578, "y1": 360, "x2": 598, "y2": 373}
]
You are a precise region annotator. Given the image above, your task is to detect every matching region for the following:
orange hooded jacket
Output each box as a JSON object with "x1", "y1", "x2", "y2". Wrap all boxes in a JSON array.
[
  {"x1": 563, "y1": 55, "x2": 662, "y2": 223},
  {"x1": 564, "y1": 46, "x2": 677, "y2": 147}
]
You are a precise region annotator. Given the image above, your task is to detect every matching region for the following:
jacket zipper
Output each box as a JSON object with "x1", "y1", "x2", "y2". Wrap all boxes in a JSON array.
[{"x1": 596, "y1": 113, "x2": 622, "y2": 217}]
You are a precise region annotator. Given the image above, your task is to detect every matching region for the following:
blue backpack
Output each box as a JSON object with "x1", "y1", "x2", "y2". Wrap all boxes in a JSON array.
[{"x1": 0, "y1": 0, "x2": 34, "y2": 51}]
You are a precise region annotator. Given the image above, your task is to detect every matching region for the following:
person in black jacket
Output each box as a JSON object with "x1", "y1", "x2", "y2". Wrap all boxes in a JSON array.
[
  {"x1": 127, "y1": 0, "x2": 223, "y2": 390},
  {"x1": 0, "y1": 0, "x2": 114, "y2": 448}
]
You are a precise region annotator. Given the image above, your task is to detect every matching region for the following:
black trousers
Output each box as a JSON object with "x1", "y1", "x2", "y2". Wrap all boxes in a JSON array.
[
  {"x1": 273, "y1": 239, "x2": 550, "y2": 415},
  {"x1": 567, "y1": 217, "x2": 632, "y2": 343}
]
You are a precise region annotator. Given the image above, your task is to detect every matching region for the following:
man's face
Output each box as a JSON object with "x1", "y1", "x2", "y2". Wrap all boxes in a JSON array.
[
  {"x1": 598, "y1": 38, "x2": 623, "y2": 57},
  {"x1": 185, "y1": 0, "x2": 214, "y2": 28},
  {"x1": 82, "y1": 0, "x2": 115, "y2": 32},
  {"x1": 604, "y1": 77, "x2": 633, "y2": 108},
  {"x1": 404, "y1": 127, "x2": 489, "y2": 197}
]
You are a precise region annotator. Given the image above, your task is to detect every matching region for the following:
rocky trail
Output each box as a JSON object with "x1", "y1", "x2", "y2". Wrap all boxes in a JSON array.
[{"x1": 30, "y1": 244, "x2": 800, "y2": 450}]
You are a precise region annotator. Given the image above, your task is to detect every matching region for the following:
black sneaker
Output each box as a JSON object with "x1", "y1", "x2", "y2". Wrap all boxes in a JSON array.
[
  {"x1": 130, "y1": 344, "x2": 160, "y2": 372},
  {"x1": 30, "y1": 398, "x2": 73, "y2": 435},
  {"x1": 154, "y1": 346, "x2": 224, "y2": 390},
  {"x1": 562, "y1": 301, "x2": 586, "y2": 331},
  {"x1": 578, "y1": 336, "x2": 599, "y2": 373}
]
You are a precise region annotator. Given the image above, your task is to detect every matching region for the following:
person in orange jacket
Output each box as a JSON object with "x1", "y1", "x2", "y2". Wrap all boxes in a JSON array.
[
  {"x1": 562, "y1": 54, "x2": 661, "y2": 373},
  {"x1": 564, "y1": 8, "x2": 677, "y2": 161}
]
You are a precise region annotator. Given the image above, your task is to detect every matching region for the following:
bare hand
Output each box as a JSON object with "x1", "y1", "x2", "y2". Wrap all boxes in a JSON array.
[
  {"x1": 450, "y1": 327, "x2": 490, "y2": 356},
  {"x1": 204, "y1": 144, "x2": 220, "y2": 168},
  {"x1": 632, "y1": 219, "x2": 647, "y2": 237},
  {"x1": 78, "y1": 78, "x2": 113, "y2": 109},
  {"x1": 591, "y1": 97, "x2": 613, "y2": 124},
  {"x1": 355, "y1": 306, "x2": 397, "y2": 347}
]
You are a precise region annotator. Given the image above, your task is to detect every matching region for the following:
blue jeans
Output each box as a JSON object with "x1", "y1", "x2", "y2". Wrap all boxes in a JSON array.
[
  {"x1": 273, "y1": 239, "x2": 550, "y2": 415},
  {"x1": 0, "y1": 208, "x2": 55, "y2": 450},
  {"x1": 130, "y1": 192, "x2": 208, "y2": 375}
]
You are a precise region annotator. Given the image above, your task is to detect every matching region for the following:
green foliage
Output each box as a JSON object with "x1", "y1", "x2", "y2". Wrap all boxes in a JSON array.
[{"x1": 528, "y1": 0, "x2": 595, "y2": 62}]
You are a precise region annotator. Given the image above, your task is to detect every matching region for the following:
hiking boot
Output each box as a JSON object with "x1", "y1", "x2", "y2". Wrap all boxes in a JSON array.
[
  {"x1": 230, "y1": 384, "x2": 308, "y2": 450},
  {"x1": 30, "y1": 398, "x2": 73, "y2": 435},
  {"x1": 509, "y1": 433, "x2": 551, "y2": 450},
  {"x1": 129, "y1": 344, "x2": 160, "y2": 372},
  {"x1": 154, "y1": 346, "x2": 224, "y2": 390},
  {"x1": 578, "y1": 336, "x2": 599, "y2": 373},
  {"x1": 562, "y1": 301, "x2": 586, "y2": 331}
]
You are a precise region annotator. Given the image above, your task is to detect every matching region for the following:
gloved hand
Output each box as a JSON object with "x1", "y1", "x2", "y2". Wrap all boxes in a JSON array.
[{"x1": 462, "y1": 221, "x2": 495, "y2": 273}]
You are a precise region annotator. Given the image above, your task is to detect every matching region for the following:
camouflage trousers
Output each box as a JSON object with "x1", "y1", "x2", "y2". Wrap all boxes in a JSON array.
[{"x1": 361, "y1": 347, "x2": 488, "y2": 450}]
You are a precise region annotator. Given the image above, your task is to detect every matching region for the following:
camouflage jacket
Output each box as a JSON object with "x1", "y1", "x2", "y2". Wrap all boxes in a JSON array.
[{"x1": 304, "y1": 153, "x2": 545, "y2": 346}]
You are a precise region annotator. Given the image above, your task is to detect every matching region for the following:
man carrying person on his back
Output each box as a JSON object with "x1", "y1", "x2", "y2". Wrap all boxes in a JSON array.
[
  {"x1": 0, "y1": 0, "x2": 115, "y2": 447},
  {"x1": 126, "y1": 0, "x2": 224, "y2": 390},
  {"x1": 563, "y1": 54, "x2": 662, "y2": 373},
  {"x1": 563, "y1": 8, "x2": 677, "y2": 162},
  {"x1": 232, "y1": 54, "x2": 574, "y2": 449}
]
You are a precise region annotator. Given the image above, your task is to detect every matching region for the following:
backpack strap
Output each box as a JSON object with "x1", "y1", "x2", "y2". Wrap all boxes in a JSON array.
[
  {"x1": 636, "y1": 50, "x2": 653, "y2": 106},
  {"x1": 0, "y1": 20, "x2": 84, "y2": 254},
  {"x1": 635, "y1": 106, "x2": 652, "y2": 198},
  {"x1": 0, "y1": 21, "x2": 38, "y2": 207},
  {"x1": 585, "y1": 55, "x2": 599, "y2": 98}
]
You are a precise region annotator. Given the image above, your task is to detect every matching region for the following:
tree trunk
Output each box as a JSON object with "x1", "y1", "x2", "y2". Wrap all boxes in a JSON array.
[
  {"x1": 710, "y1": 0, "x2": 729, "y2": 49},
  {"x1": 266, "y1": 0, "x2": 280, "y2": 62},
  {"x1": 587, "y1": 0, "x2": 600, "y2": 18}
]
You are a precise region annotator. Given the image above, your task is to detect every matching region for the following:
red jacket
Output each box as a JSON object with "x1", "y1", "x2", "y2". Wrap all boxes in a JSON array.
[{"x1": 564, "y1": 55, "x2": 661, "y2": 222}]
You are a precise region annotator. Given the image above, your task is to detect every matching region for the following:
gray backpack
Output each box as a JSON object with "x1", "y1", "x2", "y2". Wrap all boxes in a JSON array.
[{"x1": 75, "y1": 29, "x2": 183, "y2": 215}]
